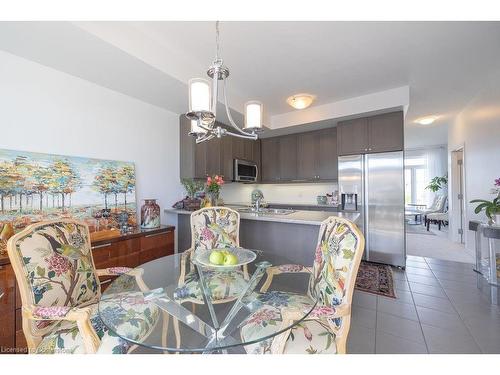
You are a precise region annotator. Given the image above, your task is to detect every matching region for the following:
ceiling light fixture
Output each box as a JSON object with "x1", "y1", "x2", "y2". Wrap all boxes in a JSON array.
[
  {"x1": 286, "y1": 94, "x2": 315, "y2": 110},
  {"x1": 415, "y1": 116, "x2": 439, "y2": 125},
  {"x1": 185, "y1": 21, "x2": 263, "y2": 144}
]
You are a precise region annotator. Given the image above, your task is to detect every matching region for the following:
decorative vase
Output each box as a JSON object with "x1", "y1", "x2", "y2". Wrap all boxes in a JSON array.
[
  {"x1": 207, "y1": 192, "x2": 219, "y2": 207},
  {"x1": 141, "y1": 199, "x2": 160, "y2": 229},
  {"x1": 493, "y1": 214, "x2": 500, "y2": 226}
]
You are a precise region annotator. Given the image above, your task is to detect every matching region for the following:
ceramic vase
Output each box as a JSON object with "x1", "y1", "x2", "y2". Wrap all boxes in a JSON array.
[
  {"x1": 208, "y1": 192, "x2": 219, "y2": 207},
  {"x1": 141, "y1": 199, "x2": 160, "y2": 229}
]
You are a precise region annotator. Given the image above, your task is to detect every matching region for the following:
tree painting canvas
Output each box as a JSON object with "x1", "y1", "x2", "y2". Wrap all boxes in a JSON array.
[{"x1": 0, "y1": 148, "x2": 137, "y2": 232}]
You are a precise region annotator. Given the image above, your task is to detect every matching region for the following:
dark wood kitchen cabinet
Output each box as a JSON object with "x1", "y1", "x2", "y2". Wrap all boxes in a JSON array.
[
  {"x1": 0, "y1": 263, "x2": 16, "y2": 353},
  {"x1": 278, "y1": 134, "x2": 298, "y2": 181},
  {"x1": 261, "y1": 137, "x2": 281, "y2": 182},
  {"x1": 367, "y1": 111, "x2": 404, "y2": 153},
  {"x1": 316, "y1": 127, "x2": 338, "y2": 180},
  {"x1": 297, "y1": 128, "x2": 338, "y2": 181},
  {"x1": 337, "y1": 111, "x2": 403, "y2": 155},
  {"x1": 180, "y1": 115, "x2": 261, "y2": 181}
]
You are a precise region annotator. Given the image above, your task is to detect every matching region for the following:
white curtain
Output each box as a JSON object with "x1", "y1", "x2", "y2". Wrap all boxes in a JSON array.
[{"x1": 405, "y1": 146, "x2": 447, "y2": 207}]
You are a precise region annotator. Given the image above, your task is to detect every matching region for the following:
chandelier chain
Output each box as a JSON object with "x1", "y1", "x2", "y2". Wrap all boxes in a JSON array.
[{"x1": 215, "y1": 21, "x2": 221, "y2": 62}]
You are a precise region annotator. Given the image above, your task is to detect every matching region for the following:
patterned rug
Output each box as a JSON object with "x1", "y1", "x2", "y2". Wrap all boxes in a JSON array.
[{"x1": 355, "y1": 261, "x2": 396, "y2": 298}]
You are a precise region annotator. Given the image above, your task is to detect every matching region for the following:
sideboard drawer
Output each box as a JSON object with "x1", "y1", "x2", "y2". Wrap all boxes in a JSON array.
[
  {"x1": 140, "y1": 231, "x2": 174, "y2": 251},
  {"x1": 0, "y1": 264, "x2": 16, "y2": 352}
]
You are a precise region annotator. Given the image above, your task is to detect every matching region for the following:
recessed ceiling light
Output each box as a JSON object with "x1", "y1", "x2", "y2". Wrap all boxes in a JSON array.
[
  {"x1": 415, "y1": 116, "x2": 439, "y2": 125},
  {"x1": 286, "y1": 94, "x2": 315, "y2": 110}
]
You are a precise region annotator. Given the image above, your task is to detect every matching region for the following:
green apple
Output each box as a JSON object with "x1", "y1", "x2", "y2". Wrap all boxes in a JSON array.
[
  {"x1": 223, "y1": 253, "x2": 238, "y2": 266},
  {"x1": 209, "y1": 250, "x2": 224, "y2": 265}
]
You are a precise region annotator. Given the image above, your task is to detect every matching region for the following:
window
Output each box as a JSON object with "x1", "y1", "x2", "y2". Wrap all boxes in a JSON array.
[
  {"x1": 405, "y1": 165, "x2": 426, "y2": 205},
  {"x1": 404, "y1": 147, "x2": 447, "y2": 206}
]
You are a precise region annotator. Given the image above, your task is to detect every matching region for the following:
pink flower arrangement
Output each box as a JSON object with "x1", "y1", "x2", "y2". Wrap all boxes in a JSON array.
[
  {"x1": 206, "y1": 175, "x2": 224, "y2": 194},
  {"x1": 495, "y1": 178, "x2": 500, "y2": 187}
]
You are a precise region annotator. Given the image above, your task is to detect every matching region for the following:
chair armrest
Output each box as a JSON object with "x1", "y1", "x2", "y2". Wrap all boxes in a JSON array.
[
  {"x1": 96, "y1": 267, "x2": 133, "y2": 277},
  {"x1": 24, "y1": 305, "x2": 100, "y2": 353},
  {"x1": 96, "y1": 267, "x2": 148, "y2": 292},
  {"x1": 260, "y1": 264, "x2": 313, "y2": 292}
]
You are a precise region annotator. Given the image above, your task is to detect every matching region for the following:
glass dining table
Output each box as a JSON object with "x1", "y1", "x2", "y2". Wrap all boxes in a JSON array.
[{"x1": 98, "y1": 249, "x2": 317, "y2": 353}]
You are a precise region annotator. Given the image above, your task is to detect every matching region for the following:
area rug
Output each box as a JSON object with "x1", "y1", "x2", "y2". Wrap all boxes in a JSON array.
[
  {"x1": 405, "y1": 223, "x2": 436, "y2": 236},
  {"x1": 355, "y1": 261, "x2": 396, "y2": 298}
]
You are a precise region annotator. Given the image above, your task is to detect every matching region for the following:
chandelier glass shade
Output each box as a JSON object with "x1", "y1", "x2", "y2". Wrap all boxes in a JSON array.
[{"x1": 185, "y1": 22, "x2": 263, "y2": 144}]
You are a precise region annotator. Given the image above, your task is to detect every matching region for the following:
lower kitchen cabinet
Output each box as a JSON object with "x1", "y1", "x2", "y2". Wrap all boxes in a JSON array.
[{"x1": 0, "y1": 225, "x2": 174, "y2": 354}]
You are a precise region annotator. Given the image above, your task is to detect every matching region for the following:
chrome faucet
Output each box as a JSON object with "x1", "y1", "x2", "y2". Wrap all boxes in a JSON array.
[{"x1": 255, "y1": 196, "x2": 262, "y2": 212}]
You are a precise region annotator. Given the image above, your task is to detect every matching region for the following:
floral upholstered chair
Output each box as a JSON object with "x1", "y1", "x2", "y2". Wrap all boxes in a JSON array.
[
  {"x1": 240, "y1": 216, "x2": 364, "y2": 354},
  {"x1": 174, "y1": 207, "x2": 247, "y2": 304},
  {"x1": 7, "y1": 219, "x2": 159, "y2": 354}
]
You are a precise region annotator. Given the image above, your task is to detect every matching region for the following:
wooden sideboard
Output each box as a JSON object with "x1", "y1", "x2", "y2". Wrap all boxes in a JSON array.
[{"x1": 0, "y1": 225, "x2": 175, "y2": 354}]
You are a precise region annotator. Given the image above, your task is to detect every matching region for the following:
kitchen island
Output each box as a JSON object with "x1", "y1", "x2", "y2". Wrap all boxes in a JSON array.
[{"x1": 165, "y1": 207, "x2": 360, "y2": 265}]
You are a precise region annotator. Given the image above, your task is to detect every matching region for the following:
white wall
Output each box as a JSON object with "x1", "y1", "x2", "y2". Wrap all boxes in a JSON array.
[
  {"x1": 448, "y1": 68, "x2": 500, "y2": 252},
  {"x1": 0, "y1": 50, "x2": 183, "y2": 227},
  {"x1": 221, "y1": 182, "x2": 339, "y2": 205}
]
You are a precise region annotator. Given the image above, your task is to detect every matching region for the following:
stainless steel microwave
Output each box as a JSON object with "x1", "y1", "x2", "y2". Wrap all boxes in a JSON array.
[{"x1": 233, "y1": 159, "x2": 258, "y2": 182}]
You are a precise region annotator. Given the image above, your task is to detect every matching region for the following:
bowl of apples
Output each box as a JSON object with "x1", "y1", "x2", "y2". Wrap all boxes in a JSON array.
[{"x1": 195, "y1": 247, "x2": 257, "y2": 269}]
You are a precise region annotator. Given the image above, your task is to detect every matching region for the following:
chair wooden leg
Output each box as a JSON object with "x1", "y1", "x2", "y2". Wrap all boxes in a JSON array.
[
  {"x1": 162, "y1": 312, "x2": 170, "y2": 353},
  {"x1": 173, "y1": 317, "x2": 181, "y2": 349}
]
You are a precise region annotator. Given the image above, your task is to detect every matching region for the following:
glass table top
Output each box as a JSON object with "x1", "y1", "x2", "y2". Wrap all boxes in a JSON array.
[{"x1": 98, "y1": 250, "x2": 317, "y2": 353}]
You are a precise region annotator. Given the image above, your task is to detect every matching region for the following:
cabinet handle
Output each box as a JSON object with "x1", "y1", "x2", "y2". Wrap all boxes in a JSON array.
[
  {"x1": 91, "y1": 243, "x2": 112, "y2": 250},
  {"x1": 145, "y1": 232, "x2": 169, "y2": 238},
  {"x1": 100, "y1": 279, "x2": 113, "y2": 285},
  {"x1": 0, "y1": 288, "x2": 4, "y2": 300}
]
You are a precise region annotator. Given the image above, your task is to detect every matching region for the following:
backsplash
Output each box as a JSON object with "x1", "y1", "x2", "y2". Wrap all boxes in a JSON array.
[{"x1": 220, "y1": 182, "x2": 338, "y2": 205}]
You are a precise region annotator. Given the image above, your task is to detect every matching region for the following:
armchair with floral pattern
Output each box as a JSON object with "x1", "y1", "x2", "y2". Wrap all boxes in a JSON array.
[
  {"x1": 174, "y1": 207, "x2": 248, "y2": 304},
  {"x1": 240, "y1": 216, "x2": 365, "y2": 354},
  {"x1": 7, "y1": 219, "x2": 158, "y2": 354}
]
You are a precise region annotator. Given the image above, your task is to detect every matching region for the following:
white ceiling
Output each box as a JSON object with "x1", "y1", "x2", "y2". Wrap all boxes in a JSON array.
[{"x1": 2, "y1": 21, "x2": 500, "y2": 147}]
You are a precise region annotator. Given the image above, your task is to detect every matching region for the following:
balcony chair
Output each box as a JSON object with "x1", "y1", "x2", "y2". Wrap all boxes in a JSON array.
[
  {"x1": 7, "y1": 219, "x2": 159, "y2": 354},
  {"x1": 418, "y1": 195, "x2": 448, "y2": 225},
  {"x1": 426, "y1": 212, "x2": 449, "y2": 231},
  {"x1": 240, "y1": 216, "x2": 365, "y2": 354}
]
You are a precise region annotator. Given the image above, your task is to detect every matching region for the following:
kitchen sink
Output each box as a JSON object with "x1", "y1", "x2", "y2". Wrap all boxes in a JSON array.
[{"x1": 236, "y1": 207, "x2": 296, "y2": 215}]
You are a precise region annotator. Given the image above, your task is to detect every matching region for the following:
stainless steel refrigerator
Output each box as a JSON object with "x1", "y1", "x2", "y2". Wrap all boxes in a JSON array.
[{"x1": 338, "y1": 152, "x2": 406, "y2": 268}]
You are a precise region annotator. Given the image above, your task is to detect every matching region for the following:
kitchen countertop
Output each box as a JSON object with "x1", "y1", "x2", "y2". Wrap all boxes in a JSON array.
[
  {"x1": 165, "y1": 208, "x2": 359, "y2": 226},
  {"x1": 225, "y1": 202, "x2": 339, "y2": 209}
]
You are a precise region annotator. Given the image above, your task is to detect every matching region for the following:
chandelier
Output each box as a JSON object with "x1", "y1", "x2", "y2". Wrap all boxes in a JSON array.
[{"x1": 185, "y1": 21, "x2": 264, "y2": 144}]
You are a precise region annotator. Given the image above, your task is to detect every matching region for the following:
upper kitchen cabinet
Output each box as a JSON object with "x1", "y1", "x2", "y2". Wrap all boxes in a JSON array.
[
  {"x1": 337, "y1": 117, "x2": 370, "y2": 155},
  {"x1": 367, "y1": 111, "x2": 404, "y2": 153},
  {"x1": 261, "y1": 137, "x2": 281, "y2": 182},
  {"x1": 316, "y1": 127, "x2": 338, "y2": 180},
  {"x1": 180, "y1": 115, "x2": 261, "y2": 181},
  {"x1": 337, "y1": 111, "x2": 403, "y2": 155},
  {"x1": 297, "y1": 128, "x2": 338, "y2": 181},
  {"x1": 180, "y1": 115, "x2": 222, "y2": 180},
  {"x1": 278, "y1": 134, "x2": 298, "y2": 181}
]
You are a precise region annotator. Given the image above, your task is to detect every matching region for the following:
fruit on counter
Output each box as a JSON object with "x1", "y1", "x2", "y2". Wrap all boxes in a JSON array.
[{"x1": 209, "y1": 249, "x2": 239, "y2": 265}]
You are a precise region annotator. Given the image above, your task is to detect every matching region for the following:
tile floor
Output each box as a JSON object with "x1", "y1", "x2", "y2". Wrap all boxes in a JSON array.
[{"x1": 347, "y1": 255, "x2": 500, "y2": 354}]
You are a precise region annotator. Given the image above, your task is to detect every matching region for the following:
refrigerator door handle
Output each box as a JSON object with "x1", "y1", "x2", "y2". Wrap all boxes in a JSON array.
[{"x1": 363, "y1": 155, "x2": 369, "y2": 260}]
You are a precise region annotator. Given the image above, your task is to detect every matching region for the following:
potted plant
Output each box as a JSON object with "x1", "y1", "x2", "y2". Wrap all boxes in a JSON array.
[
  {"x1": 181, "y1": 178, "x2": 204, "y2": 211},
  {"x1": 425, "y1": 175, "x2": 448, "y2": 192},
  {"x1": 205, "y1": 175, "x2": 224, "y2": 207},
  {"x1": 470, "y1": 178, "x2": 500, "y2": 225}
]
